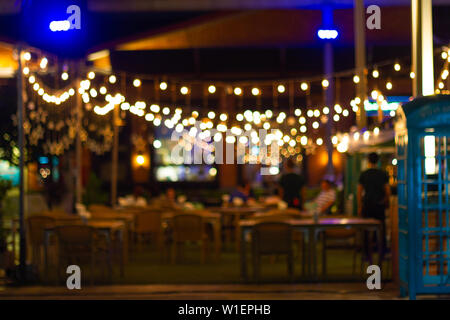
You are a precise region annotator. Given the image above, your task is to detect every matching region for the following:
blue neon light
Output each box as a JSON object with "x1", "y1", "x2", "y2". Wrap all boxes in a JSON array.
[
  {"x1": 317, "y1": 29, "x2": 339, "y2": 40},
  {"x1": 49, "y1": 20, "x2": 70, "y2": 32}
]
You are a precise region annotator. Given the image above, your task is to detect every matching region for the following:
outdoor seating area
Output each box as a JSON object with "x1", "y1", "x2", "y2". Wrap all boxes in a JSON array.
[
  {"x1": 0, "y1": 1, "x2": 449, "y2": 302},
  {"x1": 3, "y1": 199, "x2": 390, "y2": 286}
]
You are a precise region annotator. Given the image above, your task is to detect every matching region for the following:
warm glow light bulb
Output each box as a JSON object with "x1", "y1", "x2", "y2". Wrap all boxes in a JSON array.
[
  {"x1": 180, "y1": 86, "x2": 189, "y2": 95},
  {"x1": 133, "y1": 79, "x2": 141, "y2": 87},
  {"x1": 109, "y1": 75, "x2": 117, "y2": 84},
  {"x1": 372, "y1": 69, "x2": 379, "y2": 78},
  {"x1": 208, "y1": 85, "x2": 216, "y2": 94}
]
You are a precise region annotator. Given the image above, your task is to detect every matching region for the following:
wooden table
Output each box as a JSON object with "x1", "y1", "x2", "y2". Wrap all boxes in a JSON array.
[
  {"x1": 89, "y1": 211, "x2": 135, "y2": 261},
  {"x1": 44, "y1": 220, "x2": 126, "y2": 281},
  {"x1": 209, "y1": 206, "x2": 268, "y2": 250},
  {"x1": 239, "y1": 217, "x2": 383, "y2": 281},
  {"x1": 162, "y1": 211, "x2": 221, "y2": 262}
]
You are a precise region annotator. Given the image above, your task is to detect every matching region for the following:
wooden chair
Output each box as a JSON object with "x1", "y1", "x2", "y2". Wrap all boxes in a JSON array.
[
  {"x1": 54, "y1": 225, "x2": 111, "y2": 285},
  {"x1": 321, "y1": 227, "x2": 362, "y2": 277},
  {"x1": 171, "y1": 214, "x2": 209, "y2": 264},
  {"x1": 133, "y1": 211, "x2": 163, "y2": 253},
  {"x1": 254, "y1": 214, "x2": 306, "y2": 272},
  {"x1": 27, "y1": 215, "x2": 55, "y2": 271},
  {"x1": 252, "y1": 222, "x2": 294, "y2": 282}
]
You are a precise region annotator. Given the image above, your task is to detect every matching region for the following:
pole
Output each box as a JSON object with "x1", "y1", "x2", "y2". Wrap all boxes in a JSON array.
[
  {"x1": 111, "y1": 98, "x2": 119, "y2": 208},
  {"x1": 412, "y1": 0, "x2": 434, "y2": 97},
  {"x1": 354, "y1": 0, "x2": 367, "y2": 128},
  {"x1": 323, "y1": 7, "x2": 335, "y2": 179},
  {"x1": 75, "y1": 63, "x2": 83, "y2": 204},
  {"x1": 17, "y1": 44, "x2": 27, "y2": 280}
]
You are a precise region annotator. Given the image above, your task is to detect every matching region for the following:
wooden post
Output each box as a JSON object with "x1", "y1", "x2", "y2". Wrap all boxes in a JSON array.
[
  {"x1": 354, "y1": 0, "x2": 367, "y2": 128},
  {"x1": 17, "y1": 44, "x2": 27, "y2": 279},
  {"x1": 111, "y1": 98, "x2": 119, "y2": 208},
  {"x1": 75, "y1": 64, "x2": 83, "y2": 205}
]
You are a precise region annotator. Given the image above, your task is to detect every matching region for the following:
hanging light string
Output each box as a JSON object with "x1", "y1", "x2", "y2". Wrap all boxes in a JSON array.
[{"x1": 18, "y1": 45, "x2": 449, "y2": 157}]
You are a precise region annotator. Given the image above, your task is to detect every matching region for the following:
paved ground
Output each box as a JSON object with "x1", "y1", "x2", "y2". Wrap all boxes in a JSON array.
[{"x1": 0, "y1": 282, "x2": 403, "y2": 300}]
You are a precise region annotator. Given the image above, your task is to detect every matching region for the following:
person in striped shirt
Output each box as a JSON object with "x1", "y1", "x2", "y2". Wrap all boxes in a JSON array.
[{"x1": 313, "y1": 179, "x2": 336, "y2": 215}]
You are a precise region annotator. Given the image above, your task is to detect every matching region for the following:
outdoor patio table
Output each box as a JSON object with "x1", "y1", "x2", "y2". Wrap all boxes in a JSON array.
[
  {"x1": 44, "y1": 220, "x2": 126, "y2": 282},
  {"x1": 209, "y1": 206, "x2": 268, "y2": 251},
  {"x1": 239, "y1": 217, "x2": 383, "y2": 282},
  {"x1": 88, "y1": 211, "x2": 135, "y2": 261},
  {"x1": 162, "y1": 211, "x2": 222, "y2": 262}
]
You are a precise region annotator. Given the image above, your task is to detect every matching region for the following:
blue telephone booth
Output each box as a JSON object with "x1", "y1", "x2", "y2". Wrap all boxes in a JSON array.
[{"x1": 395, "y1": 95, "x2": 450, "y2": 299}]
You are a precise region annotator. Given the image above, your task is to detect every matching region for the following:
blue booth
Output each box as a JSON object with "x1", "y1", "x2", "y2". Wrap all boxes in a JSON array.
[{"x1": 395, "y1": 95, "x2": 450, "y2": 299}]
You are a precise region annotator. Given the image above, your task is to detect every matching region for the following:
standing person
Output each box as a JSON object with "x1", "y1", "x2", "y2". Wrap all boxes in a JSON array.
[
  {"x1": 278, "y1": 159, "x2": 306, "y2": 209},
  {"x1": 357, "y1": 152, "x2": 391, "y2": 262}
]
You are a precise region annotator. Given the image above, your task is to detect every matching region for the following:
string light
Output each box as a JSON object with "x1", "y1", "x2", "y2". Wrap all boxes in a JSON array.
[
  {"x1": 109, "y1": 75, "x2": 117, "y2": 84},
  {"x1": 159, "y1": 81, "x2": 168, "y2": 90},
  {"x1": 251, "y1": 87, "x2": 260, "y2": 96},
  {"x1": 410, "y1": 71, "x2": 415, "y2": 79},
  {"x1": 180, "y1": 86, "x2": 189, "y2": 95},
  {"x1": 372, "y1": 69, "x2": 379, "y2": 78},
  {"x1": 40, "y1": 57, "x2": 48, "y2": 69},
  {"x1": 208, "y1": 85, "x2": 216, "y2": 94},
  {"x1": 87, "y1": 71, "x2": 95, "y2": 79},
  {"x1": 219, "y1": 113, "x2": 228, "y2": 121},
  {"x1": 23, "y1": 52, "x2": 31, "y2": 61},
  {"x1": 277, "y1": 84, "x2": 286, "y2": 93},
  {"x1": 300, "y1": 82, "x2": 308, "y2": 91},
  {"x1": 99, "y1": 86, "x2": 107, "y2": 94},
  {"x1": 208, "y1": 111, "x2": 216, "y2": 119},
  {"x1": 61, "y1": 72, "x2": 69, "y2": 81},
  {"x1": 133, "y1": 79, "x2": 141, "y2": 87},
  {"x1": 386, "y1": 81, "x2": 393, "y2": 90},
  {"x1": 353, "y1": 75, "x2": 360, "y2": 83},
  {"x1": 321, "y1": 79, "x2": 329, "y2": 88},
  {"x1": 394, "y1": 63, "x2": 401, "y2": 71},
  {"x1": 234, "y1": 87, "x2": 242, "y2": 95},
  {"x1": 89, "y1": 88, "x2": 97, "y2": 97},
  {"x1": 316, "y1": 138, "x2": 323, "y2": 145}
]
